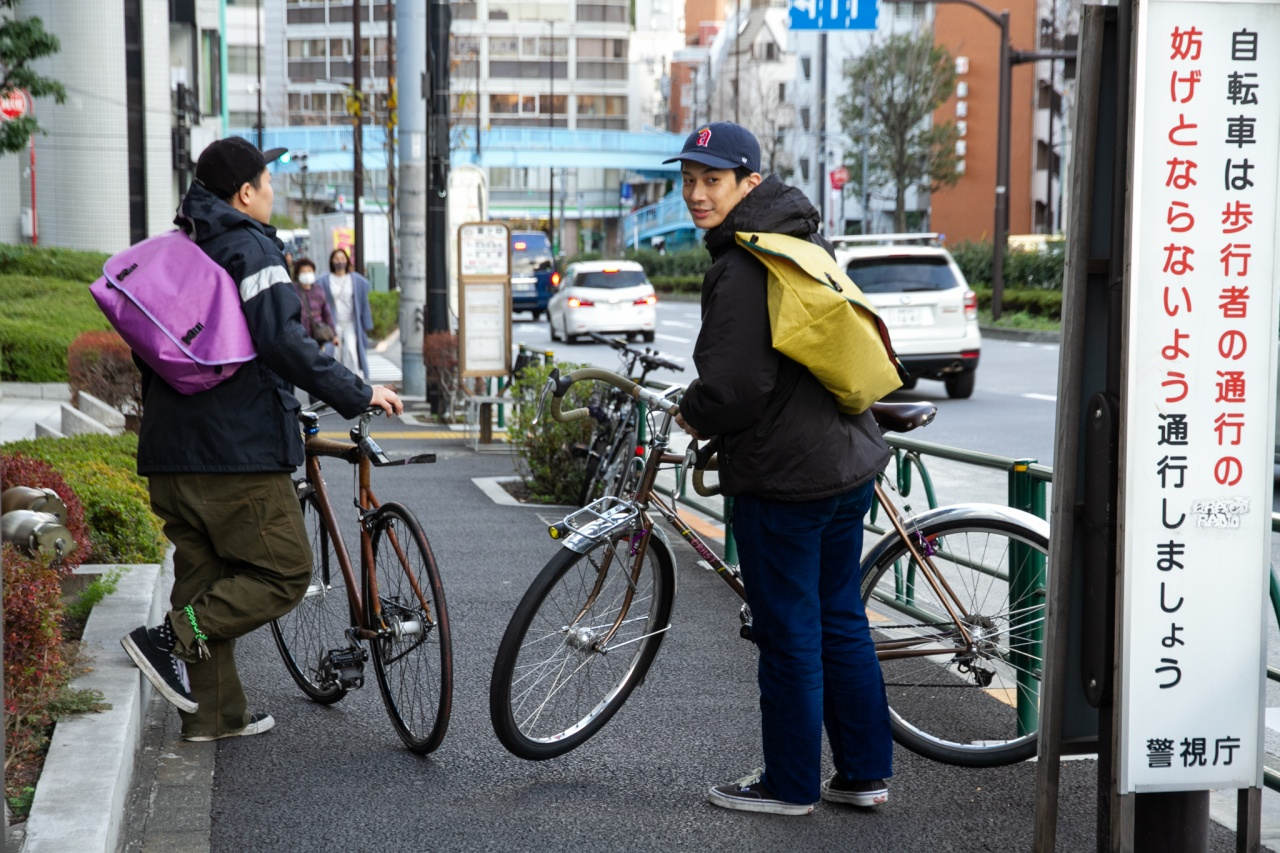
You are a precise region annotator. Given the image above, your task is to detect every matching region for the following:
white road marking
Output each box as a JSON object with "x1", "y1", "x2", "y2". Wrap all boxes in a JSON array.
[
  {"x1": 663, "y1": 320, "x2": 695, "y2": 328},
  {"x1": 656, "y1": 333, "x2": 691, "y2": 344},
  {"x1": 1024, "y1": 393, "x2": 1057, "y2": 402}
]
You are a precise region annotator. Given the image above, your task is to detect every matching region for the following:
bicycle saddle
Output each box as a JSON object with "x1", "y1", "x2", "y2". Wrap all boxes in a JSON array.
[{"x1": 869, "y1": 401, "x2": 937, "y2": 434}]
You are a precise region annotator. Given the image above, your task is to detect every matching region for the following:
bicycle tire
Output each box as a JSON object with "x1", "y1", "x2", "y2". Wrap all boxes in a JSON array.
[
  {"x1": 269, "y1": 486, "x2": 351, "y2": 705},
  {"x1": 580, "y1": 422, "x2": 639, "y2": 506},
  {"x1": 860, "y1": 504, "x2": 1049, "y2": 767},
  {"x1": 366, "y1": 502, "x2": 453, "y2": 755},
  {"x1": 577, "y1": 427, "x2": 615, "y2": 506},
  {"x1": 489, "y1": 531, "x2": 675, "y2": 760}
]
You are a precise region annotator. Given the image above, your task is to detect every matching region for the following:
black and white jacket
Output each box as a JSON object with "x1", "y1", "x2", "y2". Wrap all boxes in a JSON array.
[{"x1": 136, "y1": 182, "x2": 371, "y2": 475}]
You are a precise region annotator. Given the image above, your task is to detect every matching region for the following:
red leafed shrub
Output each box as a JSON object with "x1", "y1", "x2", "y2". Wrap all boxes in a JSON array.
[
  {"x1": 67, "y1": 330, "x2": 142, "y2": 426},
  {"x1": 2, "y1": 544, "x2": 68, "y2": 720}
]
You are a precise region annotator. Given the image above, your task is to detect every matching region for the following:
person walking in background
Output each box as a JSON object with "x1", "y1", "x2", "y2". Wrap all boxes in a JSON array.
[
  {"x1": 292, "y1": 257, "x2": 338, "y2": 357},
  {"x1": 317, "y1": 247, "x2": 373, "y2": 380},
  {"x1": 120, "y1": 136, "x2": 403, "y2": 742},
  {"x1": 667, "y1": 122, "x2": 894, "y2": 816}
]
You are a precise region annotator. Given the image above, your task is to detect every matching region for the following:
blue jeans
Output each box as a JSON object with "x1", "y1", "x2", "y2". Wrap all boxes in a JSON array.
[{"x1": 732, "y1": 481, "x2": 893, "y2": 804}]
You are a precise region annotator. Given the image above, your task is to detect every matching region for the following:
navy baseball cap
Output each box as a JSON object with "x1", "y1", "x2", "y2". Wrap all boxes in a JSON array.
[
  {"x1": 195, "y1": 136, "x2": 287, "y2": 199},
  {"x1": 663, "y1": 121, "x2": 761, "y2": 172}
]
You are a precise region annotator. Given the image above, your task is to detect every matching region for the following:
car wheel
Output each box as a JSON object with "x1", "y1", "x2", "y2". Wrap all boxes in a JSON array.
[
  {"x1": 899, "y1": 375, "x2": 918, "y2": 390},
  {"x1": 642, "y1": 331, "x2": 655, "y2": 343},
  {"x1": 563, "y1": 320, "x2": 578, "y2": 344},
  {"x1": 548, "y1": 314, "x2": 559, "y2": 341},
  {"x1": 945, "y1": 370, "x2": 976, "y2": 399},
  {"x1": 531, "y1": 310, "x2": 542, "y2": 321}
]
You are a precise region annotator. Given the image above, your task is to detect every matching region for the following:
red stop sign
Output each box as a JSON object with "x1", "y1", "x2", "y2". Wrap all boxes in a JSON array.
[
  {"x1": 829, "y1": 166, "x2": 849, "y2": 190},
  {"x1": 0, "y1": 90, "x2": 28, "y2": 120}
]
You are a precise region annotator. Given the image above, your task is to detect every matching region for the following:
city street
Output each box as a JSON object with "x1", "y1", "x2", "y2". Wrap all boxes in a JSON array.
[{"x1": 175, "y1": 322, "x2": 1254, "y2": 852}]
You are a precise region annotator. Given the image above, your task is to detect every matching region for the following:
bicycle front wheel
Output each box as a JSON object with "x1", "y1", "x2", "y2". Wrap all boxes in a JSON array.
[
  {"x1": 860, "y1": 505, "x2": 1049, "y2": 767},
  {"x1": 489, "y1": 531, "x2": 675, "y2": 760},
  {"x1": 270, "y1": 484, "x2": 351, "y2": 705},
  {"x1": 366, "y1": 502, "x2": 453, "y2": 754}
]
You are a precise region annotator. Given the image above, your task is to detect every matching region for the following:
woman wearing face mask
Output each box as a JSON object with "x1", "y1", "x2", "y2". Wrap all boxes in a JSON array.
[
  {"x1": 293, "y1": 258, "x2": 339, "y2": 356},
  {"x1": 316, "y1": 247, "x2": 374, "y2": 380}
]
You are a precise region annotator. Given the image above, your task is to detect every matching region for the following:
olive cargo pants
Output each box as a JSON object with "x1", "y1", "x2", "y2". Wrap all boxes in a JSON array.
[{"x1": 149, "y1": 473, "x2": 312, "y2": 738}]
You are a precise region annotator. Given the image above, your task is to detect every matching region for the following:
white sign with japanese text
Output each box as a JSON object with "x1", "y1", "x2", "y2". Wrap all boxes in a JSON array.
[
  {"x1": 457, "y1": 221, "x2": 511, "y2": 378},
  {"x1": 1120, "y1": 0, "x2": 1280, "y2": 792}
]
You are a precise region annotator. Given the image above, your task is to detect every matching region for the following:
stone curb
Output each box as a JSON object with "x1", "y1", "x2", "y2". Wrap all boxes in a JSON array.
[
  {"x1": 19, "y1": 555, "x2": 172, "y2": 853},
  {"x1": 979, "y1": 324, "x2": 1061, "y2": 344},
  {"x1": 0, "y1": 383, "x2": 72, "y2": 402}
]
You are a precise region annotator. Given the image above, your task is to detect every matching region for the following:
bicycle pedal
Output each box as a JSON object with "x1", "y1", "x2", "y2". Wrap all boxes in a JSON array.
[{"x1": 325, "y1": 646, "x2": 368, "y2": 690}]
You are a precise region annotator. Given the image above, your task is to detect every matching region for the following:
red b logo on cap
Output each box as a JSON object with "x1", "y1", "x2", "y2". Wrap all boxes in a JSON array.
[{"x1": 695, "y1": 127, "x2": 712, "y2": 148}]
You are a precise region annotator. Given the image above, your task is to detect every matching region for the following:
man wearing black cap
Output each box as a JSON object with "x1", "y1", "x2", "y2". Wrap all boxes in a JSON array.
[
  {"x1": 667, "y1": 122, "x2": 894, "y2": 815},
  {"x1": 121, "y1": 137, "x2": 402, "y2": 742}
]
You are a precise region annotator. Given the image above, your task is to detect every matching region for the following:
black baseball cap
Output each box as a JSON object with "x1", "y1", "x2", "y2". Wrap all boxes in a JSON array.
[
  {"x1": 195, "y1": 136, "x2": 288, "y2": 199},
  {"x1": 663, "y1": 121, "x2": 761, "y2": 172}
]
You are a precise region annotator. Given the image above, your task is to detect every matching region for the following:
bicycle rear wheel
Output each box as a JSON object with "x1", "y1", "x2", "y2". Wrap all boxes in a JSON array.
[
  {"x1": 860, "y1": 505, "x2": 1049, "y2": 767},
  {"x1": 489, "y1": 531, "x2": 675, "y2": 760},
  {"x1": 270, "y1": 484, "x2": 351, "y2": 705},
  {"x1": 366, "y1": 502, "x2": 453, "y2": 754}
]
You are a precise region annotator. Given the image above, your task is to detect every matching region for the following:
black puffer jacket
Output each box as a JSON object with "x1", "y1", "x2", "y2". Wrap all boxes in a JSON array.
[
  {"x1": 678, "y1": 176, "x2": 890, "y2": 500},
  {"x1": 136, "y1": 182, "x2": 372, "y2": 475}
]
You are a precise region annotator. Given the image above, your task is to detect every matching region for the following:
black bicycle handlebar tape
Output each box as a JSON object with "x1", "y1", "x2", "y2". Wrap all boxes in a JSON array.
[
  {"x1": 687, "y1": 437, "x2": 722, "y2": 496},
  {"x1": 549, "y1": 367, "x2": 681, "y2": 423}
]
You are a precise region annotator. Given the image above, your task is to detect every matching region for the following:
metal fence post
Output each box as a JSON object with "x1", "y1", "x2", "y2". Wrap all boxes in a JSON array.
[
  {"x1": 1008, "y1": 459, "x2": 1046, "y2": 736},
  {"x1": 723, "y1": 496, "x2": 737, "y2": 566}
]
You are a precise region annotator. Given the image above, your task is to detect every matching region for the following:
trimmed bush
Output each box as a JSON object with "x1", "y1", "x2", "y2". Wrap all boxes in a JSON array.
[
  {"x1": 949, "y1": 240, "x2": 1065, "y2": 291},
  {"x1": 1, "y1": 434, "x2": 165, "y2": 564},
  {"x1": 651, "y1": 275, "x2": 702, "y2": 295},
  {"x1": 972, "y1": 286, "x2": 1063, "y2": 319},
  {"x1": 0, "y1": 242, "x2": 109, "y2": 284},
  {"x1": 368, "y1": 290, "x2": 398, "y2": 341},
  {"x1": 67, "y1": 330, "x2": 142, "y2": 422},
  {"x1": 0, "y1": 274, "x2": 112, "y2": 382},
  {"x1": 507, "y1": 361, "x2": 595, "y2": 504}
]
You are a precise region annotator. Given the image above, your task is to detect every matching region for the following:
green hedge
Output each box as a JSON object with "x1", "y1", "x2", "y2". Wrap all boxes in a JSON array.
[
  {"x1": 0, "y1": 433, "x2": 165, "y2": 564},
  {"x1": 951, "y1": 240, "x2": 1066, "y2": 291},
  {"x1": 972, "y1": 285, "x2": 1063, "y2": 319},
  {"x1": 0, "y1": 275, "x2": 112, "y2": 382},
  {"x1": 650, "y1": 275, "x2": 702, "y2": 294},
  {"x1": 561, "y1": 246, "x2": 712, "y2": 280},
  {"x1": 368, "y1": 290, "x2": 398, "y2": 341},
  {"x1": 0, "y1": 243, "x2": 109, "y2": 284}
]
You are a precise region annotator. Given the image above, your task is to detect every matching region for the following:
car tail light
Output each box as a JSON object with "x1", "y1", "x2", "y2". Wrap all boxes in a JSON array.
[
  {"x1": 567, "y1": 296, "x2": 594, "y2": 308},
  {"x1": 634, "y1": 294, "x2": 657, "y2": 306},
  {"x1": 513, "y1": 240, "x2": 527, "y2": 250},
  {"x1": 963, "y1": 289, "x2": 978, "y2": 320},
  {"x1": 602, "y1": 267, "x2": 619, "y2": 273},
  {"x1": 551, "y1": 271, "x2": 561, "y2": 288}
]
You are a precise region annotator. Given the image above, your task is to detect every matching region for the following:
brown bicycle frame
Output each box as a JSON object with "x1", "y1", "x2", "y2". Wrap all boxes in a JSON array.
[{"x1": 303, "y1": 434, "x2": 436, "y2": 642}]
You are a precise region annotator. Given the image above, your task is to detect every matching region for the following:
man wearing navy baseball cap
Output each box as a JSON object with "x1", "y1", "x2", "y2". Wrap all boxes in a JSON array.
[{"x1": 670, "y1": 122, "x2": 894, "y2": 817}]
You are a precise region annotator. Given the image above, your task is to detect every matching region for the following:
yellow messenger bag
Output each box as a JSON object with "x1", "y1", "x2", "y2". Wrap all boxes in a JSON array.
[{"x1": 736, "y1": 231, "x2": 904, "y2": 415}]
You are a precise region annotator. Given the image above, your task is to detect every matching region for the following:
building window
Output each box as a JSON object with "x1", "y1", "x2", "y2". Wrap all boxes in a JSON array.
[
  {"x1": 799, "y1": 157, "x2": 810, "y2": 182},
  {"x1": 801, "y1": 56, "x2": 811, "y2": 80},
  {"x1": 800, "y1": 107, "x2": 810, "y2": 131},
  {"x1": 288, "y1": 38, "x2": 327, "y2": 58},
  {"x1": 227, "y1": 44, "x2": 258, "y2": 76},
  {"x1": 451, "y1": 1, "x2": 477, "y2": 20},
  {"x1": 577, "y1": 3, "x2": 628, "y2": 23},
  {"x1": 778, "y1": 82, "x2": 785, "y2": 102},
  {"x1": 490, "y1": 93, "x2": 520, "y2": 114},
  {"x1": 764, "y1": 42, "x2": 778, "y2": 61},
  {"x1": 577, "y1": 94, "x2": 626, "y2": 116}
]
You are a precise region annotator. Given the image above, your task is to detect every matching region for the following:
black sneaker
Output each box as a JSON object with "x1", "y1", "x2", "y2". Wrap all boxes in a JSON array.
[
  {"x1": 183, "y1": 712, "x2": 275, "y2": 742},
  {"x1": 708, "y1": 769, "x2": 816, "y2": 816},
  {"x1": 121, "y1": 625, "x2": 198, "y2": 714},
  {"x1": 820, "y1": 775, "x2": 889, "y2": 807}
]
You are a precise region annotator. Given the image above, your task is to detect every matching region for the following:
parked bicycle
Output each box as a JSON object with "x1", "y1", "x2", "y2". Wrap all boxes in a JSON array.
[
  {"x1": 577, "y1": 332, "x2": 684, "y2": 506},
  {"x1": 270, "y1": 407, "x2": 453, "y2": 754},
  {"x1": 489, "y1": 367, "x2": 1049, "y2": 767}
]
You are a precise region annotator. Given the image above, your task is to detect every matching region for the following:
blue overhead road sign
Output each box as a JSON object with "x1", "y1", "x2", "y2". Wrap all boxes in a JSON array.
[{"x1": 788, "y1": 0, "x2": 878, "y2": 30}]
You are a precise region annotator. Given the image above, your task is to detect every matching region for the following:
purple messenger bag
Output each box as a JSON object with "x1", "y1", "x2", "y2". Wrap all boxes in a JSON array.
[{"x1": 90, "y1": 230, "x2": 257, "y2": 395}]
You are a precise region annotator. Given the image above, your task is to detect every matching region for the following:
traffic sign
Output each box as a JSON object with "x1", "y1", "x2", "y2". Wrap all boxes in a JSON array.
[
  {"x1": 829, "y1": 166, "x2": 849, "y2": 189},
  {"x1": 788, "y1": 0, "x2": 877, "y2": 31},
  {"x1": 1, "y1": 89, "x2": 28, "y2": 120}
]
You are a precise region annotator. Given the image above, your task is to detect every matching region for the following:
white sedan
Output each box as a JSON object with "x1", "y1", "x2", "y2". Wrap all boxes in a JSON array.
[{"x1": 547, "y1": 260, "x2": 658, "y2": 343}]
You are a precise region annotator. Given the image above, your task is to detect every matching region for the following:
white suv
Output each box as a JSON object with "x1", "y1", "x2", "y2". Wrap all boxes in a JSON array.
[{"x1": 831, "y1": 233, "x2": 981, "y2": 399}]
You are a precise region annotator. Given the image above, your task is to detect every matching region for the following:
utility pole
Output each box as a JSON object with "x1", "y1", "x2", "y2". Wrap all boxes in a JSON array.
[
  {"x1": 548, "y1": 20, "x2": 555, "y2": 253},
  {"x1": 425, "y1": 0, "x2": 452, "y2": 411},
  {"x1": 255, "y1": 0, "x2": 263, "y2": 149},
  {"x1": 386, "y1": 3, "x2": 396, "y2": 290},
  {"x1": 396, "y1": 0, "x2": 426, "y2": 398},
  {"x1": 353, "y1": 0, "x2": 365, "y2": 273},
  {"x1": 817, "y1": 32, "x2": 827, "y2": 230},
  {"x1": 734, "y1": 0, "x2": 741, "y2": 124}
]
